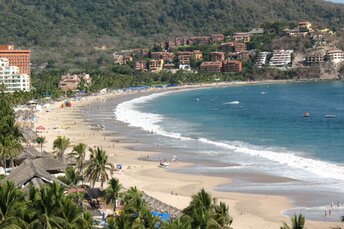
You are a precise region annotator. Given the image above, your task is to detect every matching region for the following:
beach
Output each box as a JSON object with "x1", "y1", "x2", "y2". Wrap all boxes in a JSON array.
[{"x1": 34, "y1": 83, "x2": 342, "y2": 229}]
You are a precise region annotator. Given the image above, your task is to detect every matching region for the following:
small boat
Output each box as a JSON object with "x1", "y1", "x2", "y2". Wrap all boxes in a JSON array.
[
  {"x1": 100, "y1": 125, "x2": 105, "y2": 129},
  {"x1": 261, "y1": 91, "x2": 267, "y2": 95},
  {"x1": 303, "y1": 112, "x2": 310, "y2": 118},
  {"x1": 228, "y1": 101, "x2": 240, "y2": 104},
  {"x1": 160, "y1": 161, "x2": 171, "y2": 168},
  {"x1": 195, "y1": 98, "x2": 200, "y2": 102},
  {"x1": 325, "y1": 114, "x2": 336, "y2": 118},
  {"x1": 210, "y1": 108, "x2": 219, "y2": 111}
]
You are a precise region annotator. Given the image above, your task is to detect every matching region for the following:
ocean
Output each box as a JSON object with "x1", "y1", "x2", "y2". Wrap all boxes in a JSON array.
[{"x1": 102, "y1": 81, "x2": 344, "y2": 221}]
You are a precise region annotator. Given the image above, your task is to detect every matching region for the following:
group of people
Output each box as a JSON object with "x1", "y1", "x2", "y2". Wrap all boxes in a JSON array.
[{"x1": 324, "y1": 201, "x2": 340, "y2": 217}]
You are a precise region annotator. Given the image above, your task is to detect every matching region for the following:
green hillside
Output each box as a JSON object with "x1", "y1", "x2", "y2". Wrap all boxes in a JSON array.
[{"x1": 1, "y1": 0, "x2": 344, "y2": 69}]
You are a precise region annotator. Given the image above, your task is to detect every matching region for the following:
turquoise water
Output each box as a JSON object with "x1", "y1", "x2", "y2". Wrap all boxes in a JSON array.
[
  {"x1": 141, "y1": 82, "x2": 344, "y2": 163},
  {"x1": 114, "y1": 81, "x2": 344, "y2": 220}
]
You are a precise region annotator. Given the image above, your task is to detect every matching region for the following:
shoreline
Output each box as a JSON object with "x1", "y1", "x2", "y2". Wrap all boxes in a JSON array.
[{"x1": 34, "y1": 80, "x2": 341, "y2": 228}]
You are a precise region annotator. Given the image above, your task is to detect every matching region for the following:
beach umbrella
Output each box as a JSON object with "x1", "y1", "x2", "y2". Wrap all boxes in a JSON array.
[{"x1": 36, "y1": 126, "x2": 46, "y2": 131}]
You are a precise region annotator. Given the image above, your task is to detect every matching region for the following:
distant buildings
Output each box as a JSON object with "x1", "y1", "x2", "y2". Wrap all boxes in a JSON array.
[
  {"x1": 255, "y1": 52, "x2": 270, "y2": 66},
  {"x1": 232, "y1": 33, "x2": 251, "y2": 43},
  {"x1": 0, "y1": 58, "x2": 30, "y2": 93},
  {"x1": 269, "y1": 50, "x2": 293, "y2": 67},
  {"x1": 210, "y1": 52, "x2": 225, "y2": 62},
  {"x1": 149, "y1": 59, "x2": 164, "y2": 73},
  {"x1": 0, "y1": 45, "x2": 31, "y2": 74},
  {"x1": 325, "y1": 49, "x2": 344, "y2": 64},
  {"x1": 223, "y1": 60, "x2": 243, "y2": 73},
  {"x1": 305, "y1": 51, "x2": 325, "y2": 66},
  {"x1": 59, "y1": 73, "x2": 92, "y2": 91},
  {"x1": 200, "y1": 62, "x2": 222, "y2": 73}
]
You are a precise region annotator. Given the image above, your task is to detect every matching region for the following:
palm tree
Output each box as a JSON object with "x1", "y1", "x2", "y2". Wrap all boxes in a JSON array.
[
  {"x1": 161, "y1": 216, "x2": 193, "y2": 229},
  {"x1": 69, "y1": 143, "x2": 87, "y2": 172},
  {"x1": 59, "y1": 166, "x2": 82, "y2": 186},
  {"x1": 84, "y1": 147, "x2": 114, "y2": 189},
  {"x1": 133, "y1": 207, "x2": 160, "y2": 229},
  {"x1": 35, "y1": 136, "x2": 46, "y2": 153},
  {"x1": 59, "y1": 197, "x2": 93, "y2": 229},
  {"x1": 0, "y1": 181, "x2": 27, "y2": 227},
  {"x1": 183, "y1": 189, "x2": 233, "y2": 229},
  {"x1": 280, "y1": 214, "x2": 305, "y2": 229},
  {"x1": 53, "y1": 136, "x2": 71, "y2": 162},
  {"x1": 104, "y1": 178, "x2": 122, "y2": 213},
  {"x1": 7, "y1": 138, "x2": 23, "y2": 169},
  {"x1": 28, "y1": 182, "x2": 67, "y2": 228}
]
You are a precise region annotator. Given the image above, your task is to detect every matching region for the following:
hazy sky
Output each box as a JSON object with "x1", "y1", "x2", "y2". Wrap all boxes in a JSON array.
[{"x1": 328, "y1": 0, "x2": 344, "y2": 3}]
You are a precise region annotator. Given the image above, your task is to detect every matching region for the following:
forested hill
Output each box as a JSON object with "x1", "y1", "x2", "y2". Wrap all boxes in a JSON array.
[{"x1": 1, "y1": 0, "x2": 344, "y2": 67}]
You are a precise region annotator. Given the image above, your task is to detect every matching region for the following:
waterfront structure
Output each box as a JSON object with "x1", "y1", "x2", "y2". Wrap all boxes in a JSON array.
[
  {"x1": 200, "y1": 62, "x2": 222, "y2": 72},
  {"x1": 223, "y1": 60, "x2": 243, "y2": 72},
  {"x1": 149, "y1": 59, "x2": 164, "y2": 73},
  {"x1": 255, "y1": 52, "x2": 270, "y2": 66},
  {"x1": 325, "y1": 49, "x2": 344, "y2": 64},
  {"x1": 0, "y1": 58, "x2": 30, "y2": 93},
  {"x1": 178, "y1": 51, "x2": 193, "y2": 65},
  {"x1": 305, "y1": 52, "x2": 325, "y2": 66},
  {"x1": 269, "y1": 50, "x2": 293, "y2": 67},
  {"x1": 0, "y1": 45, "x2": 31, "y2": 74},
  {"x1": 58, "y1": 73, "x2": 92, "y2": 91}
]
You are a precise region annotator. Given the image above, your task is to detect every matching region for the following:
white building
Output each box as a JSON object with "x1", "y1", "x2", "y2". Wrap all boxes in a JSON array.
[
  {"x1": 0, "y1": 58, "x2": 30, "y2": 93},
  {"x1": 325, "y1": 49, "x2": 344, "y2": 64},
  {"x1": 255, "y1": 52, "x2": 270, "y2": 66},
  {"x1": 269, "y1": 50, "x2": 293, "y2": 67}
]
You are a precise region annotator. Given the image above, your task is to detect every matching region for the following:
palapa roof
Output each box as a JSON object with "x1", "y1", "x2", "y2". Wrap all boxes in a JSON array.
[
  {"x1": 18, "y1": 147, "x2": 49, "y2": 160},
  {"x1": 33, "y1": 157, "x2": 66, "y2": 172},
  {"x1": 21, "y1": 128, "x2": 39, "y2": 142},
  {"x1": 3, "y1": 159, "x2": 66, "y2": 190}
]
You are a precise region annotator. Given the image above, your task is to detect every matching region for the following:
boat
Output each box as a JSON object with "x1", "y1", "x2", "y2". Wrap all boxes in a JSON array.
[
  {"x1": 303, "y1": 112, "x2": 310, "y2": 117},
  {"x1": 195, "y1": 98, "x2": 200, "y2": 102},
  {"x1": 210, "y1": 108, "x2": 219, "y2": 111},
  {"x1": 159, "y1": 161, "x2": 171, "y2": 168},
  {"x1": 228, "y1": 101, "x2": 240, "y2": 104},
  {"x1": 325, "y1": 114, "x2": 336, "y2": 118}
]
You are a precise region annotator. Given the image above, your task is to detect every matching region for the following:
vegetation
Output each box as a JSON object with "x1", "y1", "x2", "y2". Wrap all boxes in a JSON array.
[
  {"x1": 53, "y1": 136, "x2": 71, "y2": 162},
  {"x1": 35, "y1": 136, "x2": 46, "y2": 153},
  {"x1": 280, "y1": 214, "x2": 306, "y2": 229},
  {"x1": 1, "y1": 0, "x2": 344, "y2": 69}
]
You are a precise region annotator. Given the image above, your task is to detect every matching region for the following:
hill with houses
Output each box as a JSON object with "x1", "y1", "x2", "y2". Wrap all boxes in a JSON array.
[{"x1": 1, "y1": 0, "x2": 344, "y2": 68}]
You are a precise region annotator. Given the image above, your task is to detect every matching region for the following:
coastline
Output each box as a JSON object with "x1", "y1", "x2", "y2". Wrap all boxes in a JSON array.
[{"x1": 34, "y1": 81, "x2": 341, "y2": 229}]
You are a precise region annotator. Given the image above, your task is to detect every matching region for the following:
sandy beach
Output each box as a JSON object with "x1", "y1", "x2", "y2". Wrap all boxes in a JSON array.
[{"x1": 33, "y1": 82, "x2": 341, "y2": 229}]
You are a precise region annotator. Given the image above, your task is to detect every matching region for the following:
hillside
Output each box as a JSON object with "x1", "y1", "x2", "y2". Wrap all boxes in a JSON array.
[{"x1": 1, "y1": 0, "x2": 344, "y2": 69}]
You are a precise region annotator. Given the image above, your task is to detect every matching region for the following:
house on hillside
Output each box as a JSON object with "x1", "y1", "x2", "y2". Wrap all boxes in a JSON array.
[
  {"x1": 200, "y1": 62, "x2": 222, "y2": 73},
  {"x1": 58, "y1": 73, "x2": 92, "y2": 91}
]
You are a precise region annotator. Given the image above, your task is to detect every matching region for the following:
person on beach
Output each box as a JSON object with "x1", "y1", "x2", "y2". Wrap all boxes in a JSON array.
[
  {"x1": 324, "y1": 210, "x2": 327, "y2": 216},
  {"x1": 329, "y1": 209, "x2": 331, "y2": 215}
]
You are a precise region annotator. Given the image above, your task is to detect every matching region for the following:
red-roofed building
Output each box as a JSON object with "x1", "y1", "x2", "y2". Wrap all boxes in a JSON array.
[
  {"x1": 200, "y1": 62, "x2": 223, "y2": 72},
  {"x1": 211, "y1": 52, "x2": 225, "y2": 62},
  {"x1": 223, "y1": 60, "x2": 243, "y2": 73},
  {"x1": 211, "y1": 34, "x2": 225, "y2": 42},
  {"x1": 0, "y1": 45, "x2": 31, "y2": 74}
]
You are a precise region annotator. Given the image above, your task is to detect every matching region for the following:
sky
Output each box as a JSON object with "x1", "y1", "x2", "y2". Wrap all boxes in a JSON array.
[{"x1": 328, "y1": 0, "x2": 344, "y2": 3}]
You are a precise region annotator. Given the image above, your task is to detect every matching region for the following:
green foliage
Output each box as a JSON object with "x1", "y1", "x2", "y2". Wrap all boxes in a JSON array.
[
  {"x1": 53, "y1": 136, "x2": 71, "y2": 162},
  {"x1": 281, "y1": 214, "x2": 305, "y2": 229},
  {"x1": 1, "y1": 0, "x2": 344, "y2": 68}
]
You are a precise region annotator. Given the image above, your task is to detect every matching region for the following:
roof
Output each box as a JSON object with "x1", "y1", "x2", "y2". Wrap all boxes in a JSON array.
[
  {"x1": 85, "y1": 188, "x2": 103, "y2": 199},
  {"x1": 2, "y1": 159, "x2": 66, "y2": 189},
  {"x1": 33, "y1": 157, "x2": 67, "y2": 172},
  {"x1": 200, "y1": 61, "x2": 223, "y2": 67},
  {"x1": 21, "y1": 129, "x2": 39, "y2": 142},
  {"x1": 18, "y1": 147, "x2": 49, "y2": 159}
]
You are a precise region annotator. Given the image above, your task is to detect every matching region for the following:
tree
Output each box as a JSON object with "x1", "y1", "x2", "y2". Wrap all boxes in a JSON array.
[
  {"x1": 280, "y1": 214, "x2": 305, "y2": 229},
  {"x1": 161, "y1": 217, "x2": 193, "y2": 229},
  {"x1": 84, "y1": 147, "x2": 114, "y2": 189},
  {"x1": 35, "y1": 136, "x2": 46, "y2": 153},
  {"x1": 182, "y1": 189, "x2": 233, "y2": 229},
  {"x1": 53, "y1": 136, "x2": 71, "y2": 162},
  {"x1": 0, "y1": 181, "x2": 27, "y2": 228},
  {"x1": 69, "y1": 143, "x2": 87, "y2": 173},
  {"x1": 104, "y1": 178, "x2": 122, "y2": 214},
  {"x1": 58, "y1": 166, "x2": 82, "y2": 186}
]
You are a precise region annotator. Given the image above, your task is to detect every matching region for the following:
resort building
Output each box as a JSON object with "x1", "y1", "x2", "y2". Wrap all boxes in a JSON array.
[
  {"x1": 188, "y1": 36, "x2": 210, "y2": 45},
  {"x1": 269, "y1": 50, "x2": 293, "y2": 67},
  {"x1": 58, "y1": 73, "x2": 92, "y2": 91},
  {"x1": 298, "y1": 21, "x2": 312, "y2": 31},
  {"x1": 232, "y1": 33, "x2": 251, "y2": 43},
  {"x1": 200, "y1": 62, "x2": 222, "y2": 73},
  {"x1": 149, "y1": 59, "x2": 164, "y2": 73},
  {"x1": 211, "y1": 52, "x2": 225, "y2": 62},
  {"x1": 255, "y1": 52, "x2": 270, "y2": 66},
  {"x1": 220, "y1": 42, "x2": 247, "y2": 53},
  {"x1": 135, "y1": 61, "x2": 148, "y2": 71},
  {"x1": 211, "y1": 34, "x2": 225, "y2": 42},
  {"x1": 151, "y1": 52, "x2": 174, "y2": 61},
  {"x1": 0, "y1": 45, "x2": 31, "y2": 74},
  {"x1": 223, "y1": 60, "x2": 243, "y2": 73},
  {"x1": 178, "y1": 51, "x2": 193, "y2": 65},
  {"x1": 305, "y1": 52, "x2": 325, "y2": 66},
  {"x1": 0, "y1": 58, "x2": 30, "y2": 93},
  {"x1": 325, "y1": 49, "x2": 344, "y2": 64},
  {"x1": 113, "y1": 54, "x2": 133, "y2": 65}
]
